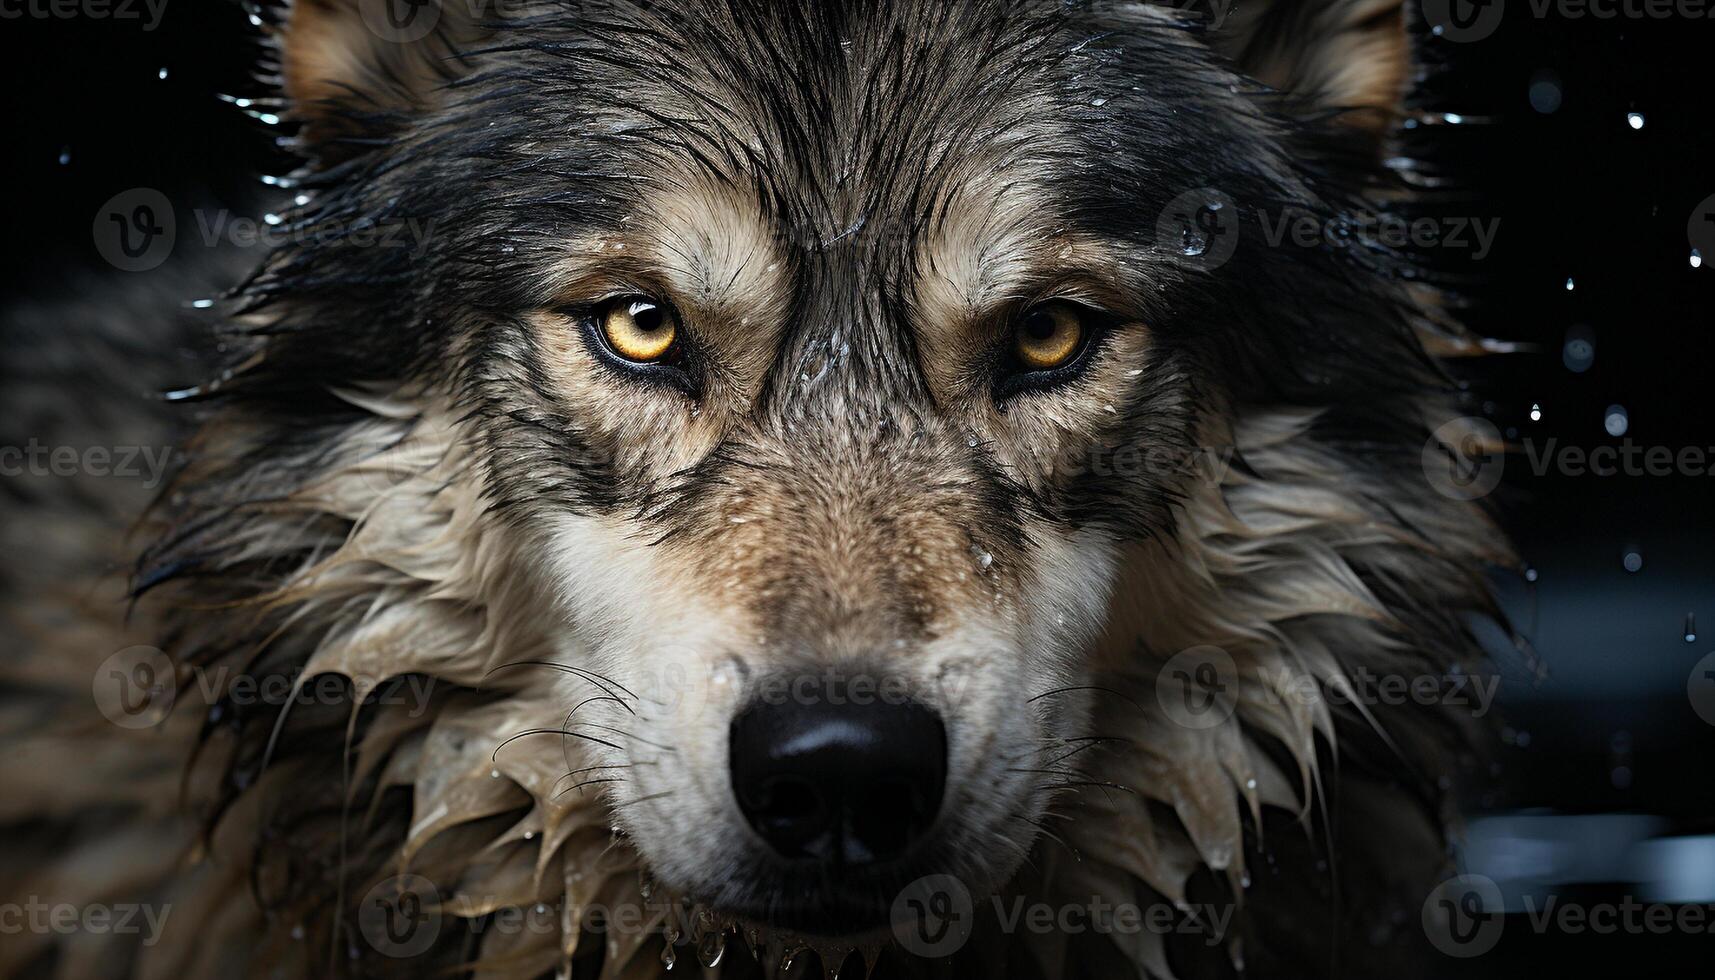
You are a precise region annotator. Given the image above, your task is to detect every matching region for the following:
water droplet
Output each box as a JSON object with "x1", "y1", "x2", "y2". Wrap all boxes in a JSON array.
[
  {"x1": 1684, "y1": 613, "x2": 1697, "y2": 643},
  {"x1": 1603, "y1": 404, "x2": 1629, "y2": 437},
  {"x1": 490, "y1": 768, "x2": 501, "y2": 778},
  {"x1": 661, "y1": 943, "x2": 676, "y2": 969},
  {"x1": 190, "y1": 298, "x2": 215, "y2": 310},
  {"x1": 1530, "y1": 403, "x2": 1543, "y2": 423},
  {"x1": 1627, "y1": 112, "x2": 1646, "y2": 131},
  {"x1": 1693, "y1": 249, "x2": 1704, "y2": 269},
  {"x1": 1091, "y1": 97, "x2": 1108, "y2": 107},
  {"x1": 1444, "y1": 112, "x2": 1465, "y2": 125},
  {"x1": 1528, "y1": 70, "x2": 1562, "y2": 114},
  {"x1": 1562, "y1": 325, "x2": 1595, "y2": 373},
  {"x1": 697, "y1": 931, "x2": 727, "y2": 967},
  {"x1": 57, "y1": 146, "x2": 70, "y2": 166},
  {"x1": 1622, "y1": 550, "x2": 1644, "y2": 573},
  {"x1": 1564, "y1": 277, "x2": 1576, "y2": 291},
  {"x1": 157, "y1": 67, "x2": 169, "y2": 81},
  {"x1": 1524, "y1": 566, "x2": 1539, "y2": 583},
  {"x1": 522, "y1": 830, "x2": 534, "y2": 840},
  {"x1": 263, "y1": 213, "x2": 283, "y2": 226}
]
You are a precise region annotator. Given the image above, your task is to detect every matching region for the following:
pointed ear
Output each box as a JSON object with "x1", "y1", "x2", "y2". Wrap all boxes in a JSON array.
[
  {"x1": 280, "y1": 0, "x2": 494, "y2": 160},
  {"x1": 1212, "y1": 0, "x2": 1411, "y2": 132}
]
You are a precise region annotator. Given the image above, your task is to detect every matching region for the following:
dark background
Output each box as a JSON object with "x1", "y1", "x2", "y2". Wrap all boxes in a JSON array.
[{"x1": 2, "y1": 0, "x2": 1711, "y2": 973}]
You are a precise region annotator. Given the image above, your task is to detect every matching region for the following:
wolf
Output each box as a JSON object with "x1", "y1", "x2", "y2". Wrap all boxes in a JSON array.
[{"x1": 0, "y1": 0, "x2": 1515, "y2": 977}]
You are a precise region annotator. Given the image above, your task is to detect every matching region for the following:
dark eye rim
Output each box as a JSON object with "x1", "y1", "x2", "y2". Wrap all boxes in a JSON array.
[
  {"x1": 560, "y1": 294, "x2": 699, "y2": 395},
  {"x1": 994, "y1": 299, "x2": 1113, "y2": 399}
]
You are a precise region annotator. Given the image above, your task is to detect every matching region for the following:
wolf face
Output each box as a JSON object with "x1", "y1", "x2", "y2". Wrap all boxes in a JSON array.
[
  {"x1": 390, "y1": 0, "x2": 1216, "y2": 931},
  {"x1": 3, "y1": 1, "x2": 1510, "y2": 976}
]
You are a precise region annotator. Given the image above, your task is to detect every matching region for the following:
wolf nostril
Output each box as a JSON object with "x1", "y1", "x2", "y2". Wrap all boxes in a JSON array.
[{"x1": 729, "y1": 695, "x2": 947, "y2": 866}]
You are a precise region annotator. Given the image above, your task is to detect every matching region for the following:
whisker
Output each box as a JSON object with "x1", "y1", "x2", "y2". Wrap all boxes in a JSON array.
[
  {"x1": 1033, "y1": 779, "x2": 1137, "y2": 806},
  {"x1": 568, "y1": 694, "x2": 631, "y2": 717},
  {"x1": 611, "y1": 791, "x2": 675, "y2": 811},
  {"x1": 488, "y1": 660, "x2": 638, "y2": 702},
  {"x1": 987, "y1": 828, "x2": 1037, "y2": 871},
  {"x1": 491, "y1": 727, "x2": 624, "y2": 758},
  {"x1": 555, "y1": 777, "x2": 626, "y2": 799},
  {"x1": 566, "y1": 722, "x2": 677, "y2": 752},
  {"x1": 1010, "y1": 814, "x2": 1080, "y2": 861},
  {"x1": 1027, "y1": 685, "x2": 1144, "y2": 712},
  {"x1": 551, "y1": 763, "x2": 633, "y2": 794}
]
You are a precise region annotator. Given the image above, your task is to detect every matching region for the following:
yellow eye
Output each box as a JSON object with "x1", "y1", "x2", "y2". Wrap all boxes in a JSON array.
[
  {"x1": 601, "y1": 298, "x2": 678, "y2": 362},
  {"x1": 1013, "y1": 302, "x2": 1085, "y2": 371}
]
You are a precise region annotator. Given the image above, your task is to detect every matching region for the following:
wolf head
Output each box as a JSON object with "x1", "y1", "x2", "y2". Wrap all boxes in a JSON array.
[{"x1": 131, "y1": 0, "x2": 1508, "y2": 975}]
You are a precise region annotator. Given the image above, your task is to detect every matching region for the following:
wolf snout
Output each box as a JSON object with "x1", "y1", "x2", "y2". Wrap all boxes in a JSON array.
[{"x1": 728, "y1": 695, "x2": 947, "y2": 866}]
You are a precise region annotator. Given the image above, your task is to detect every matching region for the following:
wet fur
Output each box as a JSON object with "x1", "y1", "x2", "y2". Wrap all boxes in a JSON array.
[{"x1": 1, "y1": 2, "x2": 1512, "y2": 978}]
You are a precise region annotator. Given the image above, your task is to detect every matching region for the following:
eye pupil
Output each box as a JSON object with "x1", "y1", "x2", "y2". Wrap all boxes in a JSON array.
[
  {"x1": 1012, "y1": 302, "x2": 1086, "y2": 373},
  {"x1": 599, "y1": 296, "x2": 679, "y2": 363},
  {"x1": 629, "y1": 301, "x2": 664, "y2": 332}
]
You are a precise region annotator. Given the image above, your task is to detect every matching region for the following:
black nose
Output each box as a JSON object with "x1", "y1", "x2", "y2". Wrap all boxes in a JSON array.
[{"x1": 729, "y1": 694, "x2": 947, "y2": 866}]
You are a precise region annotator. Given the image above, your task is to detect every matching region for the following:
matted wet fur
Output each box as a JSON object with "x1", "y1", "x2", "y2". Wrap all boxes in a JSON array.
[{"x1": 0, "y1": 1, "x2": 1517, "y2": 977}]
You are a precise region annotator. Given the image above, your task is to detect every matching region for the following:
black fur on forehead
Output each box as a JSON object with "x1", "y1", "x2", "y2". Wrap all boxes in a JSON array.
[{"x1": 228, "y1": 0, "x2": 1438, "y2": 418}]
